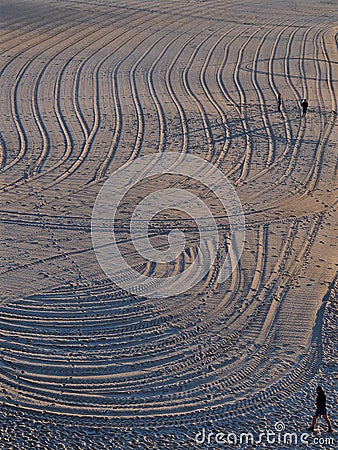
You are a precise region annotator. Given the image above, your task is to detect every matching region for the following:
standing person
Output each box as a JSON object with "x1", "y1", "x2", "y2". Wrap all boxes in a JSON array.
[
  {"x1": 301, "y1": 98, "x2": 308, "y2": 117},
  {"x1": 307, "y1": 386, "x2": 333, "y2": 432},
  {"x1": 278, "y1": 92, "x2": 282, "y2": 111}
]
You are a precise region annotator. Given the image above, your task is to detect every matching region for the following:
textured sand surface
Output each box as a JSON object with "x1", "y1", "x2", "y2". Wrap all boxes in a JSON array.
[{"x1": 0, "y1": 0, "x2": 337, "y2": 448}]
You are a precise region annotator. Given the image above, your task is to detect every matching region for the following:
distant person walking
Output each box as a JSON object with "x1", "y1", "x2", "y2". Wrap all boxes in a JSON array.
[
  {"x1": 277, "y1": 92, "x2": 282, "y2": 111},
  {"x1": 301, "y1": 99, "x2": 308, "y2": 117},
  {"x1": 307, "y1": 386, "x2": 333, "y2": 432}
]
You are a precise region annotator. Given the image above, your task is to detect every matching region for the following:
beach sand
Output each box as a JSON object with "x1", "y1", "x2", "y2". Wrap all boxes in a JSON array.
[{"x1": 0, "y1": 0, "x2": 337, "y2": 448}]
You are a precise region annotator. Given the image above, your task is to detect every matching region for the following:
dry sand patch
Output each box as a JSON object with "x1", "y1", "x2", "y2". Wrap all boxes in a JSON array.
[{"x1": 0, "y1": 0, "x2": 337, "y2": 448}]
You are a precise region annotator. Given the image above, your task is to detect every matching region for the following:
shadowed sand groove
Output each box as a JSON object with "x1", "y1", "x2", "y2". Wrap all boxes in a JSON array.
[{"x1": 0, "y1": 0, "x2": 337, "y2": 448}]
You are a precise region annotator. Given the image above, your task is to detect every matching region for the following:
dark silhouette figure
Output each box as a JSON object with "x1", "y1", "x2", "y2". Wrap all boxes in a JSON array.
[
  {"x1": 301, "y1": 99, "x2": 308, "y2": 117},
  {"x1": 307, "y1": 386, "x2": 333, "y2": 432},
  {"x1": 278, "y1": 92, "x2": 282, "y2": 111}
]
